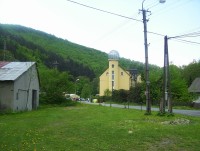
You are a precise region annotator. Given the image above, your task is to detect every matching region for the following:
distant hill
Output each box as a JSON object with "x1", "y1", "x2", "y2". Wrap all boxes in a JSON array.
[{"x1": 0, "y1": 24, "x2": 158, "y2": 79}]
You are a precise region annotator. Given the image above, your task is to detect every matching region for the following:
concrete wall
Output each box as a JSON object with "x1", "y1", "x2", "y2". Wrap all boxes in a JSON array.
[
  {"x1": 0, "y1": 81, "x2": 14, "y2": 110},
  {"x1": 13, "y1": 64, "x2": 39, "y2": 111}
]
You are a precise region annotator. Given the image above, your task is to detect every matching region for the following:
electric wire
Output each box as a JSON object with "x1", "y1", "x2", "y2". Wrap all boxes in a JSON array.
[
  {"x1": 66, "y1": 0, "x2": 200, "y2": 46},
  {"x1": 146, "y1": 2, "x2": 160, "y2": 10},
  {"x1": 66, "y1": 0, "x2": 142, "y2": 22},
  {"x1": 169, "y1": 31, "x2": 200, "y2": 39},
  {"x1": 170, "y1": 39, "x2": 200, "y2": 45},
  {"x1": 91, "y1": 13, "x2": 140, "y2": 44},
  {"x1": 147, "y1": 31, "x2": 165, "y2": 37},
  {"x1": 147, "y1": 30, "x2": 200, "y2": 45},
  {"x1": 144, "y1": 0, "x2": 159, "y2": 9},
  {"x1": 151, "y1": 0, "x2": 191, "y2": 20}
]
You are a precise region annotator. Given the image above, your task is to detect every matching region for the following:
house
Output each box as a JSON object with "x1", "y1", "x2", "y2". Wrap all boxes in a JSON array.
[
  {"x1": 99, "y1": 50, "x2": 141, "y2": 96},
  {"x1": 188, "y1": 77, "x2": 200, "y2": 108},
  {"x1": 188, "y1": 77, "x2": 200, "y2": 93},
  {"x1": 0, "y1": 62, "x2": 39, "y2": 111}
]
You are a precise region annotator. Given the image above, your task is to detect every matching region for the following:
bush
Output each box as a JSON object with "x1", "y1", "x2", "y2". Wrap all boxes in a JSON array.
[
  {"x1": 112, "y1": 89, "x2": 129, "y2": 103},
  {"x1": 40, "y1": 92, "x2": 66, "y2": 105}
]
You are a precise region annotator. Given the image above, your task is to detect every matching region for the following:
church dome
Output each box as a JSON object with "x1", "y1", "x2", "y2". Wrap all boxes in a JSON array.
[{"x1": 108, "y1": 50, "x2": 120, "y2": 60}]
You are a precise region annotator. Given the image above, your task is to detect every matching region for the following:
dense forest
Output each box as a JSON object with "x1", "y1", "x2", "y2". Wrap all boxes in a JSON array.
[{"x1": 0, "y1": 24, "x2": 200, "y2": 106}]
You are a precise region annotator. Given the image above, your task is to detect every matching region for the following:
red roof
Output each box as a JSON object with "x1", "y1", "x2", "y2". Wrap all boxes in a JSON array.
[{"x1": 0, "y1": 62, "x2": 10, "y2": 68}]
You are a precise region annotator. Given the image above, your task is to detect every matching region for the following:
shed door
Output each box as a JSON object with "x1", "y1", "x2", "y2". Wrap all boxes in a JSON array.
[{"x1": 32, "y1": 90, "x2": 37, "y2": 110}]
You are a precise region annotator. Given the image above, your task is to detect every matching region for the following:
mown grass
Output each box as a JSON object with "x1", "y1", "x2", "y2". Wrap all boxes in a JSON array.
[{"x1": 0, "y1": 104, "x2": 200, "y2": 151}]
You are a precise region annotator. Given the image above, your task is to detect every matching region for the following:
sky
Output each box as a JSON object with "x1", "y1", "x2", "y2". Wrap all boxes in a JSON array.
[{"x1": 0, "y1": 0, "x2": 199, "y2": 67}]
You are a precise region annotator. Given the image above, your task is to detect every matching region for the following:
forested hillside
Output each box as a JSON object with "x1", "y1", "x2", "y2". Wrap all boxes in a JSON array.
[
  {"x1": 0, "y1": 24, "x2": 199, "y2": 106},
  {"x1": 0, "y1": 24, "x2": 148, "y2": 77},
  {"x1": 0, "y1": 24, "x2": 148, "y2": 102}
]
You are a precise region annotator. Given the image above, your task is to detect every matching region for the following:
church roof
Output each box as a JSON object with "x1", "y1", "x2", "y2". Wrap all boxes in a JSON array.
[{"x1": 108, "y1": 50, "x2": 120, "y2": 60}]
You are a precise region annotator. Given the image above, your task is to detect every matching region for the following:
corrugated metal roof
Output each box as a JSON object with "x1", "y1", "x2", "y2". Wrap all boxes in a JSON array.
[
  {"x1": 0, "y1": 62, "x2": 35, "y2": 81},
  {"x1": 0, "y1": 61, "x2": 9, "y2": 68},
  {"x1": 188, "y1": 78, "x2": 200, "y2": 93}
]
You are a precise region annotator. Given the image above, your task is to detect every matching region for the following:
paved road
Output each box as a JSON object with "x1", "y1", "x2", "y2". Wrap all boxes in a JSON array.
[{"x1": 82, "y1": 101, "x2": 200, "y2": 117}]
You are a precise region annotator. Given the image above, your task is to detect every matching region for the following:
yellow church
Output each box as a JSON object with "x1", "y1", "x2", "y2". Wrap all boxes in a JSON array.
[{"x1": 99, "y1": 50, "x2": 141, "y2": 96}]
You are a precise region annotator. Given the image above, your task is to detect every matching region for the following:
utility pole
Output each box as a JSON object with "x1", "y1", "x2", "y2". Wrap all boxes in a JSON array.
[
  {"x1": 162, "y1": 36, "x2": 172, "y2": 114},
  {"x1": 141, "y1": 4, "x2": 151, "y2": 114},
  {"x1": 140, "y1": 0, "x2": 166, "y2": 114}
]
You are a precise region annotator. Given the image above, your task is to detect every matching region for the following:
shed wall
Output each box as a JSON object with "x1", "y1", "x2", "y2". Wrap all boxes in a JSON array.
[
  {"x1": 0, "y1": 81, "x2": 14, "y2": 110},
  {"x1": 13, "y1": 64, "x2": 39, "y2": 111}
]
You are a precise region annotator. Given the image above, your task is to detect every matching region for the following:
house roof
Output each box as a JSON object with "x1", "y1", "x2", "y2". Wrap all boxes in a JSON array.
[
  {"x1": 188, "y1": 77, "x2": 200, "y2": 93},
  {"x1": 0, "y1": 62, "x2": 35, "y2": 81}
]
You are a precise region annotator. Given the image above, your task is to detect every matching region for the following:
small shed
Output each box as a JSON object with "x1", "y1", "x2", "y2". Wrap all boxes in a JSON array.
[
  {"x1": 0, "y1": 62, "x2": 40, "y2": 111},
  {"x1": 188, "y1": 77, "x2": 200, "y2": 108}
]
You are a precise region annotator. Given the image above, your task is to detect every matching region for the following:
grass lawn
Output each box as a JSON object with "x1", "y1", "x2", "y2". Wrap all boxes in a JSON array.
[{"x1": 0, "y1": 104, "x2": 200, "y2": 151}]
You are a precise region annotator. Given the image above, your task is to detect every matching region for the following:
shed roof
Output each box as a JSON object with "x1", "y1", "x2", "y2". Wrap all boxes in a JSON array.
[
  {"x1": 188, "y1": 78, "x2": 200, "y2": 93},
  {"x1": 0, "y1": 62, "x2": 35, "y2": 81}
]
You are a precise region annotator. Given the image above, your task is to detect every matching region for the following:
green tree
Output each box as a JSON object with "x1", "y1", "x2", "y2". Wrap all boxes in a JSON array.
[
  {"x1": 128, "y1": 84, "x2": 143, "y2": 104},
  {"x1": 149, "y1": 67, "x2": 163, "y2": 105},
  {"x1": 81, "y1": 83, "x2": 92, "y2": 99},
  {"x1": 182, "y1": 60, "x2": 200, "y2": 86},
  {"x1": 170, "y1": 65, "x2": 190, "y2": 103},
  {"x1": 113, "y1": 89, "x2": 129, "y2": 103},
  {"x1": 39, "y1": 67, "x2": 74, "y2": 104}
]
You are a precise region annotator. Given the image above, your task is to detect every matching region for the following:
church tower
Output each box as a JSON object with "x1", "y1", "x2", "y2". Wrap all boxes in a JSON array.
[
  {"x1": 108, "y1": 50, "x2": 119, "y2": 92},
  {"x1": 99, "y1": 50, "x2": 132, "y2": 96}
]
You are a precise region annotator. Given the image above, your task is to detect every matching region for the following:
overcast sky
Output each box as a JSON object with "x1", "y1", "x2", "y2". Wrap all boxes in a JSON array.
[{"x1": 0, "y1": 0, "x2": 199, "y2": 67}]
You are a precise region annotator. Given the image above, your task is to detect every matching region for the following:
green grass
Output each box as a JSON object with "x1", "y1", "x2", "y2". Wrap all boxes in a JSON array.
[{"x1": 0, "y1": 104, "x2": 200, "y2": 151}]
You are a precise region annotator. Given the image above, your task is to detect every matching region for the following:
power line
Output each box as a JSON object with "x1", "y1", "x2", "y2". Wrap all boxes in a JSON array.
[
  {"x1": 147, "y1": 30, "x2": 200, "y2": 45},
  {"x1": 66, "y1": 0, "x2": 200, "y2": 46},
  {"x1": 147, "y1": 31, "x2": 165, "y2": 37},
  {"x1": 151, "y1": 0, "x2": 191, "y2": 20},
  {"x1": 170, "y1": 38, "x2": 200, "y2": 45},
  {"x1": 66, "y1": 0, "x2": 142, "y2": 22},
  {"x1": 169, "y1": 31, "x2": 200, "y2": 39}
]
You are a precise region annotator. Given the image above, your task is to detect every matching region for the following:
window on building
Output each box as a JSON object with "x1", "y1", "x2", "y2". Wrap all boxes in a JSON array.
[
  {"x1": 106, "y1": 72, "x2": 109, "y2": 76},
  {"x1": 112, "y1": 64, "x2": 114, "y2": 68},
  {"x1": 112, "y1": 71, "x2": 114, "y2": 80},
  {"x1": 121, "y1": 72, "x2": 123, "y2": 76}
]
